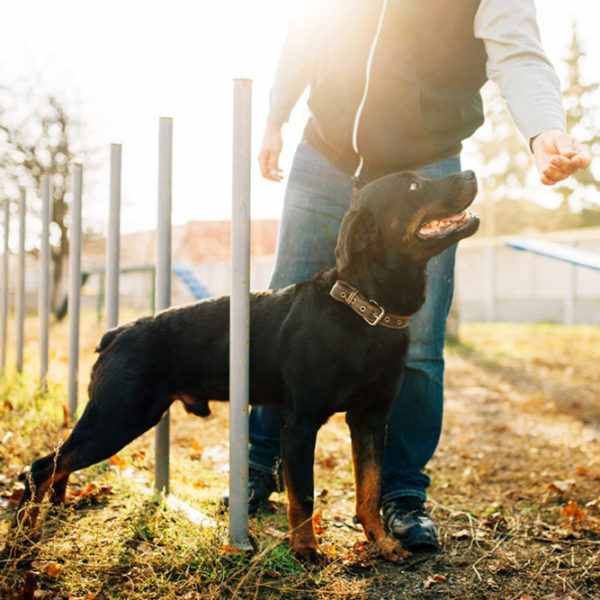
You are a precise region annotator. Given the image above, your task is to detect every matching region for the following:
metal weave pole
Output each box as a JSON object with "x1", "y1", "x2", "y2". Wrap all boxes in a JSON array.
[
  {"x1": 106, "y1": 144, "x2": 122, "y2": 330},
  {"x1": 67, "y1": 164, "x2": 83, "y2": 417},
  {"x1": 154, "y1": 117, "x2": 172, "y2": 494},
  {"x1": 16, "y1": 189, "x2": 26, "y2": 372},
  {"x1": 229, "y1": 78, "x2": 252, "y2": 546},
  {"x1": 39, "y1": 175, "x2": 51, "y2": 387},
  {"x1": 0, "y1": 199, "x2": 9, "y2": 376}
]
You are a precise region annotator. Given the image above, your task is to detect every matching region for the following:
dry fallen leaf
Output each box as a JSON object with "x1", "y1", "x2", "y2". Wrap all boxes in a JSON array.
[
  {"x1": 575, "y1": 465, "x2": 600, "y2": 480},
  {"x1": 136, "y1": 542, "x2": 155, "y2": 555},
  {"x1": 547, "y1": 480, "x2": 577, "y2": 494},
  {"x1": 31, "y1": 560, "x2": 65, "y2": 578},
  {"x1": 312, "y1": 510, "x2": 328, "y2": 535},
  {"x1": 423, "y1": 574, "x2": 447, "y2": 589},
  {"x1": 189, "y1": 441, "x2": 203, "y2": 460},
  {"x1": 2, "y1": 486, "x2": 24, "y2": 507},
  {"x1": 562, "y1": 501, "x2": 586, "y2": 522},
  {"x1": 110, "y1": 454, "x2": 127, "y2": 468},
  {"x1": 585, "y1": 497, "x2": 600, "y2": 511},
  {"x1": 221, "y1": 544, "x2": 244, "y2": 555},
  {"x1": 317, "y1": 454, "x2": 335, "y2": 469},
  {"x1": 341, "y1": 541, "x2": 376, "y2": 568},
  {"x1": 70, "y1": 482, "x2": 114, "y2": 504}
]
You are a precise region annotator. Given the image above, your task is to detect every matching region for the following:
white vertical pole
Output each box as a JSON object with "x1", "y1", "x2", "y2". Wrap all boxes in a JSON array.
[
  {"x1": 68, "y1": 164, "x2": 83, "y2": 418},
  {"x1": 564, "y1": 241, "x2": 576, "y2": 326},
  {"x1": 229, "y1": 78, "x2": 252, "y2": 547},
  {"x1": 16, "y1": 189, "x2": 26, "y2": 372},
  {"x1": 485, "y1": 244, "x2": 496, "y2": 322},
  {"x1": 106, "y1": 144, "x2": 122, "y2": 330},
  {"x1": 0, "y1": 199, "x2": 9, "y2": 376},
  {"x1": 39, "y1": 175, "x2": 51, "y2": 387},
  {"x1": 154, "y1": 117, "x2": 172, "y2": 494}
]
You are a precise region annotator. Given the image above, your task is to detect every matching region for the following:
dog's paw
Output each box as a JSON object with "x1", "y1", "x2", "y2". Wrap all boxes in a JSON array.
[
  {"x1": 292, "y1": 543, "x2": 328, "y2": 566},
  {"x1": 376, "y1": 537, "x2": 409, "y2": 563}
]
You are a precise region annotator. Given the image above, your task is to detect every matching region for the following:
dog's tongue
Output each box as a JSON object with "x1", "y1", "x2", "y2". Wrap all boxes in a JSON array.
[{"x1": 419, "y1": 208, "x2": 472, "y2": 237}]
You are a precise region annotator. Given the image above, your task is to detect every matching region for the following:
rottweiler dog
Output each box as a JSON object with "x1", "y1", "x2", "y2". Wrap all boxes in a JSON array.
[{"x1": 14, "y1": 170, "x2": 479, "y2": 563}]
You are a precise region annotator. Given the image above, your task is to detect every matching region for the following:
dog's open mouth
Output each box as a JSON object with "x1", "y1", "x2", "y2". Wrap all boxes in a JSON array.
[{"x1": 418, "y1": 207, "x2": 477, "y2": 239}]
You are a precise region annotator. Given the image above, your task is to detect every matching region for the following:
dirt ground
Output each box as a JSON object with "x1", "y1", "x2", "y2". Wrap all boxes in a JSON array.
[{"x1": 1, "y1": 322, "x2": 599, "y2": 599}]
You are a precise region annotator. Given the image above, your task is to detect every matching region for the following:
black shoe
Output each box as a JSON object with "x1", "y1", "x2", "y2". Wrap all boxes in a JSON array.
[
  {"x1": 219, "y1": 468, "x2": 282, "y2": 516},
  {"x1": 382, "y1": 496, "x2": 439, "y2": 552}
]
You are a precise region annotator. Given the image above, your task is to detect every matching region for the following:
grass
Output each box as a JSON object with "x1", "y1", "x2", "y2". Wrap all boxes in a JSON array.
[{"x1": 1, "y1": 316, "x2": 600, "y2": 598}]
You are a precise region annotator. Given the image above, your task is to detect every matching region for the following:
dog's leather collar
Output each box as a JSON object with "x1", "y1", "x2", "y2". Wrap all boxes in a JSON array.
[{"x1": 329, "y1": 280, "x2": 412, "y2": 329}]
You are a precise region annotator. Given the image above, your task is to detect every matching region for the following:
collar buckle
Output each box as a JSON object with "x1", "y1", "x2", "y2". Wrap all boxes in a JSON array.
[{"x1": 365, "y1": 300, "x2": 386, "y2": 326}]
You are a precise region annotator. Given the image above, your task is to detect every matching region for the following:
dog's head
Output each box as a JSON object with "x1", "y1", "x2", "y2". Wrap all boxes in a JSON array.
[{"x1": 335, "y1": 170, "x2": 480, "y2": 272}]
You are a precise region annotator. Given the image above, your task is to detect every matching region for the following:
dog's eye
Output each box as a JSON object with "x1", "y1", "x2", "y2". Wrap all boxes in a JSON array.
[{"x1": 409, "y1": 181, "x2": 419, "y2": 191}]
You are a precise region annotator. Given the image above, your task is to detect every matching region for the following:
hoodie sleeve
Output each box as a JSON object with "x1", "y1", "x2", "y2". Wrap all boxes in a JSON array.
[
  {"x1": 474, "y1": 0, "x2": 566, "y2": 142},
  {"x1": 267, "y1": 9, "x2": 321, "y2": 125}
]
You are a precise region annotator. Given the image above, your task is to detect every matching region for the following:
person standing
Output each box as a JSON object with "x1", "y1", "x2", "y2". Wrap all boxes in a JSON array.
[{"x1": 224, "y1": 0, "x2": 590, "y2": 552}]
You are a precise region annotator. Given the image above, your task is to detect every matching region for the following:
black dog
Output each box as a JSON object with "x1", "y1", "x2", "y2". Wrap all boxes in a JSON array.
[{"x1": 15, "y1": 170, "x2": 479, "y2": 563}]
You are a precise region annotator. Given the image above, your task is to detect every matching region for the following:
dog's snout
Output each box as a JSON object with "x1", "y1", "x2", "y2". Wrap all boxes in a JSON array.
[{"x1": 461, "y1": 170, "x2": 476, "y2": 181}]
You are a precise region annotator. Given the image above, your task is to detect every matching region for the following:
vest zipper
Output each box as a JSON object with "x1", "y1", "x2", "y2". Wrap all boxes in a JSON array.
[{"x1": 352, "y1": 0, "x2": 388, "y2": 180}]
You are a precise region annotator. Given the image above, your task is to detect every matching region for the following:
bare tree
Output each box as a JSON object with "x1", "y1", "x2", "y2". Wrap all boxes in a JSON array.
[
  {"x1": 0, "y1": 85, "x2": 85, "y2": 319},
  {"x1": 554, "y1": 23, "x2": 600, "y2": 223}
]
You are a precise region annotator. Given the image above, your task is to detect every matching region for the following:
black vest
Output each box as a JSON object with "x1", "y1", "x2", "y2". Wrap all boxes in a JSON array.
[{"x1": 303, "y1": 0, "x2": 487, "y2": 180}]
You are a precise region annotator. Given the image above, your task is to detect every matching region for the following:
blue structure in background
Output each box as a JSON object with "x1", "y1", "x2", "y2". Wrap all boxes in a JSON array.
[
  {"x1": 172, "y1": 262, "x2": 212, "y2": 300},
  {"x1": 506, "y1": 237, "x2": 600, "y2": 271}
]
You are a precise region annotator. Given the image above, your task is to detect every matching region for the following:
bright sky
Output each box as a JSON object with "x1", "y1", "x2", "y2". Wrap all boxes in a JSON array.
[{"x1": 0, "y1": 0, "x2": 597, "y2": 233}]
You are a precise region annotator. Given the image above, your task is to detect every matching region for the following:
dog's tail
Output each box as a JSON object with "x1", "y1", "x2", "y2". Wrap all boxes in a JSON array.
[{"x1": 95, "y1": 323, "x2": 131, "y2": 353}]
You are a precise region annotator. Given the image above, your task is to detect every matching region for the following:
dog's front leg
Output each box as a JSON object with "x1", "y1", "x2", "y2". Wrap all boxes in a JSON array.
[
  {"x1": 346, "y1": 408, "x2": 407, "y2": 563},
  {"x1": 280, "y1": 418, "x2": 324, "y2": 564}
]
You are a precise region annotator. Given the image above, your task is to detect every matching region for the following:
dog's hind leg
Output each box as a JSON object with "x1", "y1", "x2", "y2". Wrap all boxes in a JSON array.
[
  {"x1": 15, "y1": 382, "x2": 172, "y2": 531},
  {"x1": 346, "y1": 405, "x2": 406, "y2": 563}
]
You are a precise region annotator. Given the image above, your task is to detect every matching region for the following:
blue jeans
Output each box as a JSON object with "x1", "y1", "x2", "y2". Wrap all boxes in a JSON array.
[{"x1": 249, "y1": 142, "x2": 460, "y2": 502}]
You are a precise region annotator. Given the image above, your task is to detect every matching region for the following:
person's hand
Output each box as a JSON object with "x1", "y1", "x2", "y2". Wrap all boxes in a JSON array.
[
  {"x1": 531, "y1": 129, "x2": 591, "y2": 186},
  {"x1": 258, "y1": 122, "x2": 284, "y2": 182}
]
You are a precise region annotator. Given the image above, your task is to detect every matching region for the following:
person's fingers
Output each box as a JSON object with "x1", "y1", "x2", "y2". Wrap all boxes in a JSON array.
[
  {"x1": 542, "y1": 164, "x2": 566, "y2": 183},
  {"x1": 534, "y1": 132, "x2": 591, "y2": 186},
  {"x1": 549, "y1": 155, "x2": 578, "y2": 177},
  {"x1": 572, "y1": 149, "x2": 591, "y2": 169},
  {"x1": 549, "y1": 147, "x2": 590, "y2": 172},
  {"x1": 258, "y1": 149, "x2": 283, "y2": 182},
  {"x1": 266, "y1": 151, "x2": 283, "y2": 182},
  {"x1": 550, "y1": 155, "x2": 572, "y2": 169}
]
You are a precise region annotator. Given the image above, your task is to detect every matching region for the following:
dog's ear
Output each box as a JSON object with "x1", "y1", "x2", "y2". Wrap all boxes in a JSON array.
[{"x1": 335, "y1": 208, "x2": 381, "y2": 271}]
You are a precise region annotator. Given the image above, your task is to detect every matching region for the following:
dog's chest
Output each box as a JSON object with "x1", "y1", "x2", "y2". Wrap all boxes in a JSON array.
[{"x1": 326, "y1": 337, "x2": 407, "y2": 412}]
